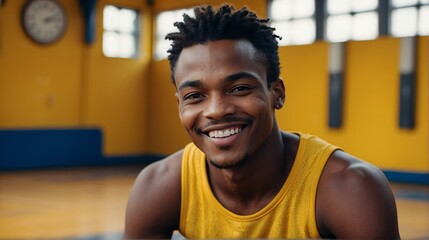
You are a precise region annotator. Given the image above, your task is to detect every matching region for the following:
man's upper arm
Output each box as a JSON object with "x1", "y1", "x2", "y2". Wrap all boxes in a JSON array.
[
  {"x1": 125, "y1": 151, "x2": 182, "y2": 239},
  {"x1": 317, "y1": 150, "x2": 400, "y2": 239}
]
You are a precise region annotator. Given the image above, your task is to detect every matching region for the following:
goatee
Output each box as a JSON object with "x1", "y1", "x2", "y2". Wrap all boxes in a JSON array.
[{"x1": 208, "y1": 154, "x2": 249, "y2": 170}]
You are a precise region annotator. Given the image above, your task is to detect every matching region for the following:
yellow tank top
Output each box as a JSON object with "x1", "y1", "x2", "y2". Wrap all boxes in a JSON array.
[{"x1": 180, "y1": 132, "x2": 340, "y2": 238}]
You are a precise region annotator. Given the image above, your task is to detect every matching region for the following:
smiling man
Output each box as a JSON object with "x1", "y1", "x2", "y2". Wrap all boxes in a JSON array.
[{"x1": 125, "y1": 4, "x2": 400, "y2": 239}]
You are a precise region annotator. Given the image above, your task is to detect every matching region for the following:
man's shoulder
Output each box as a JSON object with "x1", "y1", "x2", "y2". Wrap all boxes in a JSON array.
[
  {"x1": 319, "y1": 151, "x2": 391, "y2": 200},
  {"x1": 317, "y1": 150, "x2": 399, "y2": 238},
  {"x1": 124, "y1": 149, "x2": 184, "y2": 238},
  {"x1": 324, "y1": 150, "x2": 386, "y2": 185},
  {"x1": 131, "y1": 149, "x2": 185, "y2": 199},
  {"x1": 140, "y1": 149, "x2": 184, "y2": 181}
]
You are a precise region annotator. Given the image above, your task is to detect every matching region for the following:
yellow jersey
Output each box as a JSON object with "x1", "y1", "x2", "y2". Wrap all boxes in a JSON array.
[{"x1": 179, "y1": 132, "x2": 340, "y2": 238}]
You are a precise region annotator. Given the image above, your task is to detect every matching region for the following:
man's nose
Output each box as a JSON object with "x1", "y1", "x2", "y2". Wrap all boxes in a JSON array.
[{"x1": 203, "y1": 94, "x2": 235, "y2": 119}]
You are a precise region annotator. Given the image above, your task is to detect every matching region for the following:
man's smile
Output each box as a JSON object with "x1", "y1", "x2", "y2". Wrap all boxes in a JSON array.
[
  {"x1": 197, "y1": 121, "x2": 251, "y2": 147},
  {"x1": 208, "y1": 127, "x2": 242, "y2": 138}
]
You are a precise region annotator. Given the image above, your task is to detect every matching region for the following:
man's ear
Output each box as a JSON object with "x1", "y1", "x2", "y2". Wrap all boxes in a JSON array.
[{"x1": 271, "y1": 78, "x2": 285, "y2": 109}]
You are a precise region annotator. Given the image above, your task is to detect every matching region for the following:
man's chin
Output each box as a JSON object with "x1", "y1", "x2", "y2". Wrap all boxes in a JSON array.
[{"x1": 208, "y1": 154, "x2": 249, "y2": 170}]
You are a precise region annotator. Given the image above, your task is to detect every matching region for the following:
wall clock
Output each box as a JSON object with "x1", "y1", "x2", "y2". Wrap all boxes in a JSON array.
[{"x1": 21, "y1": 0, "x2": 67, "y2": 45}]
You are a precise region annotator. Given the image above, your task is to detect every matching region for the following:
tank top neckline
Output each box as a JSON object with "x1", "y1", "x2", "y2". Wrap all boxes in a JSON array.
[{"x1": 200, "y1": 132, "x2": 308, "y2": 221}]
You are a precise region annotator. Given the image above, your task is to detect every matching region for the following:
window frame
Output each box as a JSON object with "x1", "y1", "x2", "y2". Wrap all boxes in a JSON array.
[
  {"x1": 388, "y1": 0, "x2": 429, "y2": 37},
  {"x1": 153, "y1": 7, "x2": 194, "y2": 60},
  {"x1": 324, "y1": 0, "x2": 380, "y2": 43},
  {"x1": 268, "y1": 0, "x2": 317, "y2": 46}
]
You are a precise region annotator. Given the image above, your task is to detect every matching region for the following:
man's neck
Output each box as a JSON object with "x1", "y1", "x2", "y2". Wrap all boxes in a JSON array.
[{"x1": 206, "y1": 128, "x2": 298, "y2": 215}]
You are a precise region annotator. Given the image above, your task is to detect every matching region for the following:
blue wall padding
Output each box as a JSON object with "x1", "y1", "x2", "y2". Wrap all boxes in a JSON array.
[
  {"x1": 384, "y1": 170, "x2": 429, "y2": 185},
  {"x1": 399, "y1": 73, "x2": 415, "y2": 128},
  {"x1": 1, "y1": 130, "x2": 426, "y2": 185},
  {"x1": 0, "y1": 129, "x2": 103, "y2": 170},
  {"x1": 328, "y1": 73, "x2": 343, "y2": 128}
]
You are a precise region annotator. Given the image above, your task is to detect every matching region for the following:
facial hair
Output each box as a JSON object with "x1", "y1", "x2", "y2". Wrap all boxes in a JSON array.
[{"x1": 208, "y1": 153, "x2": 249, "y2": 170}]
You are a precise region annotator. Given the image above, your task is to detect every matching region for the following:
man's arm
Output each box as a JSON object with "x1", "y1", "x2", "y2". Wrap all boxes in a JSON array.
[
  {"x1": 316, "y1": 150, "x2": 400, "y2": 239},
  {"x1": 125, "y1": 150, "x2": 183, "y2": 239}
]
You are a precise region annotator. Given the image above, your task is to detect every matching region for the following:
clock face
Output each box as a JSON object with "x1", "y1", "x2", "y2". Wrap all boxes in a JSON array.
[{"x1": 21, "y1": 0, "x2": 67, "y2": 44}]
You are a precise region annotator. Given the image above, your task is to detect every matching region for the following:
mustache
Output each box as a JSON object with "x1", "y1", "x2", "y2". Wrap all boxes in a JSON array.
[{"x1": 196, "y1": 117, "x2": 252, "y2": 134}]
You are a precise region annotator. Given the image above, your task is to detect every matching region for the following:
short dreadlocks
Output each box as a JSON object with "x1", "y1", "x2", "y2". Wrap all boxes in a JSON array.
[{"x1": 165, "y1": 3, "x2": 281, "y2": 86}]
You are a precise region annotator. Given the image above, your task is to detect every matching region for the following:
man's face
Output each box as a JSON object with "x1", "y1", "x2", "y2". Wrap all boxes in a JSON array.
[{"x1": 174, "y1": 39, "x2": 281, "y2": 169}]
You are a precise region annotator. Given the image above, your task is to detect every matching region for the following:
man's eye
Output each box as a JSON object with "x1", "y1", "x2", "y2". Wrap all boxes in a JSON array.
[
  {"x1": 231, "y1": 85, "x2": 252, "y2": 93},
  {"x1": 184, "y1": 93, "x2": 204, "y2": 100}
]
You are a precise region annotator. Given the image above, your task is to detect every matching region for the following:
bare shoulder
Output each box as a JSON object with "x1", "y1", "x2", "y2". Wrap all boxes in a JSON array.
[
  {"x1": 316, "y1": 150, "x2": 400, "y2": 239},
  {"x1": 125, "y1": 149, "x2": 184, "y2": 239}
]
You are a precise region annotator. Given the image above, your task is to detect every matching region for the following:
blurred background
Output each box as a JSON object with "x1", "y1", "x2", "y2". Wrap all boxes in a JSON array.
[{"x1": 0, "y1": 0, "x2": 428, "y2": 239}]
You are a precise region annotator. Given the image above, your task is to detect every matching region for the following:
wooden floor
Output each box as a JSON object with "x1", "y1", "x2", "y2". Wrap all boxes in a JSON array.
[{"x1": 0, "y1": 165, "x2": 428, "y2": 239}]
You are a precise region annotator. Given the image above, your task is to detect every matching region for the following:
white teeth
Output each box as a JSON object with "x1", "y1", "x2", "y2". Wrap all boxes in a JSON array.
[
  {"x1": 208, "y1": 127, "x2": 242, "y2": 138},
  {"x1": 223, "y1": 130, "x2": 230, "y2": 137}
]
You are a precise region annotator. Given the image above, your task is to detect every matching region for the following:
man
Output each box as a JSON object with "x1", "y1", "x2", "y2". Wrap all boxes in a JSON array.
[{"x1": 125, "y1": 4, "x2": 400, "y2": 239}]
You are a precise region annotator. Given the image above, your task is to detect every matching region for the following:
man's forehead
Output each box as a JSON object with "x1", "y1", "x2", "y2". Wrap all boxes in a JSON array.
[
  {"x1": 172, "y1": 39, "x2": 269, "y2": 88},
  {"x1": 174, "y1": 40, "x2": 260, "y2": 75}
]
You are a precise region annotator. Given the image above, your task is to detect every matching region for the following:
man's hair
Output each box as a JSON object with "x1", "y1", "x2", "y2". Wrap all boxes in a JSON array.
[{"x1": 165, "y1": 3, "x2": 281, "y2": 85}]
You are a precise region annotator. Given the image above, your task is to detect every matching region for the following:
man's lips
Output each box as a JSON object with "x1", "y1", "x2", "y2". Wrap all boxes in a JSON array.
[
  {"x1": 203, "y1": 125, "x2": 246, "y2": 146},
  {"x1": 199, "y1": 122, "x2": 250, "y2": 148},
  {"x1": 207, "y1": 126, "x2": 242, "y2": 138},
  {"x1": 195, "y1": 117, "x2": 252, "y2": 146}
]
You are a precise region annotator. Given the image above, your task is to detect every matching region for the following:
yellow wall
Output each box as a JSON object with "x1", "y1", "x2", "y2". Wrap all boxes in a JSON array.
[
  {"x1": 83, "y1": 0, "x2": 151, "y2": 155},
  {"x1": 0, "y1": 0, "x2": 83, "y2": 127},
  {"x1": 277, "y1": 37, "x2": 428, "y2": 172},
  {"x1": 0, "y1": 0, "x2": 151, "y2": 156}
]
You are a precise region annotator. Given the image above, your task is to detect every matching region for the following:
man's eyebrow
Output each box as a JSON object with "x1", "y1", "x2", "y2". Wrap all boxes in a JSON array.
[
  {"x1": 224, "y1": 72, "x2": 259, "y2": 83},
  {"x1": 178, "y1": 72, "x2": 258, "y2": 91},
  {"x1": 178, "y1": 80, "x2": 203, "y2": 91}
]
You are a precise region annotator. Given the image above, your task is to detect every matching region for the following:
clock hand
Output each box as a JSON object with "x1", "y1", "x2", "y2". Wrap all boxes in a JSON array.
[{"x1": 44, "y1": 15, "x2": 59, "y2": 23}]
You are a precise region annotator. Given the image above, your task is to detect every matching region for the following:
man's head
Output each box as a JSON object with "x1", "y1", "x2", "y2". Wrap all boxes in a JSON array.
[
  {"x1": 167, "y1": 4, "x2": 285, "y2": 169},
  {"x1": 173, "y1": 39, "x2": 285, "y2": 169},
  {"x1": 166, "y1": 4, "x2": 281, "y2": 86}
]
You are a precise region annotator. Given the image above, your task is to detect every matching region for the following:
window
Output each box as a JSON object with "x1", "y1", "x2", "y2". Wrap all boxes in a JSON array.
[
  {"x1": 103, "y1": 5, "x2": 139, "y2": 58},
  {"x1": 326, "y1": 0, "x2": 379, "y2": 42},
  {"x1": 268, "y1": 0, "x2": 316, "y2": 46},
  {"x1": 390, "y1": 0, "x2": 429, "y2": 37},
  {"x1": 154, "y1": 8, "x2": 194, "y2": 60}
]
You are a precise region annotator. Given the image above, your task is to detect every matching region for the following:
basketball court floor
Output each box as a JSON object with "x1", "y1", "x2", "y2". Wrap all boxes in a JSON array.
[{"x1": 1, "y1": 165, "x2": 428, "y2": 239}]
